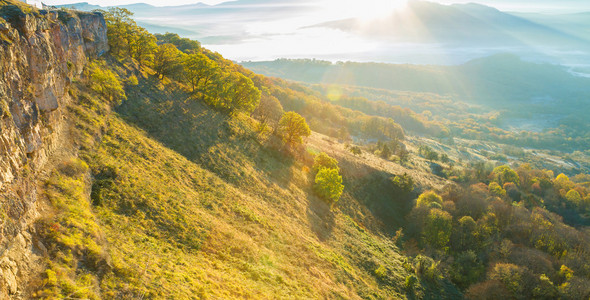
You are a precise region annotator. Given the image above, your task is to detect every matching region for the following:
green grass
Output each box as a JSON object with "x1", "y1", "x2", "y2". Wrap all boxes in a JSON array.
[{"x1": 31, "y1": 59, "x2": 464, "y2": 298}]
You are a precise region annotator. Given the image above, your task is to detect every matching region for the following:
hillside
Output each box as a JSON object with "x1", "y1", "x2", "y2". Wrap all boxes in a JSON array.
[
  {"x1": 314, "y1": 1, "x2": 587, "y2": 48},
  {"x1": 241, "y1": 55, "x2": 590, "y2": 105},
  {"x1": 25, "y1": 42, "x2": 462, "y2": 299},
  {"x1": 2, "y1": 2, "x2": 590, "y2": 299},
  {"x1": 241, "y1": 56, "x2": 590, "y2": 150}
]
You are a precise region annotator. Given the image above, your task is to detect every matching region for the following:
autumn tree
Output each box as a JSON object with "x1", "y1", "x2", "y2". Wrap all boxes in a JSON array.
[
  {"x1": 492, "y1": 165, "x2": 520, "y2": 186},
  {"x1": 278, "y1": 112, "x2": 311, "y2": 147},
  {"x1": 416, "y1": 191, "x2": 443, "y2": 209},
  {"x1": 423, "y1": 208, "x2": 452, "y2": 250},
  {"x1": 101, "y1": 7, "x2": 136, "y2": 58},
  {"x1": 155, "y1": 32, "x2": 201, "y2": 53},
  {"x1": 129, "y1": 27, "x2": 157, "y2": 66},
  {"x1": 251, "y1": 94, "x2": 284, "y2": 133},
  {"x1": 222, "y1": 73, "x2": 261, "y2": 114},
  {"x1": 489, "y1": 182, "x2": 507, "y2": 197}
]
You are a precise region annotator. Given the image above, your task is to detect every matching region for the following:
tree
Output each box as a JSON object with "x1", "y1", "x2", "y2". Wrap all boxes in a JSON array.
[
  {"x1": 416, "y1": 191, "x2": 443, "y2": 209},
  {"x1": 129, "y1": 27, "x2": 157, "y2": 66},
  {"x1": 423, "y1": 208, "x2": 452, "y2": 249},
  {"x1": 314, "y1": 168, "x2": 344, "y2": 203},
  {"x1": 453, "y1": 216, "x2": 477, "y2": 251},
  {"x1": 380, "y1": 143, "x2": 392, "y2": 159},
  {"x1": 155, "y1": 32, "x2": 201, "y2": 53},
  {"x1": 223, "y1": 73, "x2": 261, "y2": 114},
  {"x1": 313, "y1": 152, "x2": 339, "y2": 172},
  {"x1": 278, "y1": 112, "x2": 311, "y2": 147},
  {"x1": 451, "y1": 251, "x2": 484, "y2": 289},
  {"x1": 492, "y1": 165, "x2": 520, "y2": 186},
  {"x1": 101, "y1": 7, "x2": 136, "y2": 58},
  {"x1": 565, "y1": 190, "x2": 583, "y2": 207},
  {"x1": 489, "y1": 182, "x2": 506, "y2": 197},
  {"x1": 391, "y1": 173, "x2": 414, "y2": 196},
  {"x1": 252, "y1": 94, "x2": 284, "y2": 133},
  {"x1": 182, "y1": 53, "x2": 218, "y2": 92},
  {"x1": 153, "y1": 43, "x2": 183, "y2": 79}
]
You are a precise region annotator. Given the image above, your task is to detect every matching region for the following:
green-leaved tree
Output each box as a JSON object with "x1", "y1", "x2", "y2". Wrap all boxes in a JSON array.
[
  {"x1": 278, "y1": 111, "x2": 311, "y2": 147},
  {"x1": 314, "y1": 168, "x2": 344, "y2": 203}
]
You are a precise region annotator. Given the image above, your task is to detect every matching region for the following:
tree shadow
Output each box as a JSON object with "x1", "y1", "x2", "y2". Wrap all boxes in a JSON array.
[
  {"x1": 336, "y1": 158, "x2": 416, "y2": 235},
  {"x1": 306, "y1": 193, "x2": 336, "y2": 241},
  {"x1": 117, "y1": 74, "x2": 296, "y2": 190}
]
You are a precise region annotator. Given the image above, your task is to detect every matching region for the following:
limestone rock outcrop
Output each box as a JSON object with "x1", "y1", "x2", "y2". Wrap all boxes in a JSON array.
[{"x1": 0, "y1": 4, "x2": 108, "y2": 297}]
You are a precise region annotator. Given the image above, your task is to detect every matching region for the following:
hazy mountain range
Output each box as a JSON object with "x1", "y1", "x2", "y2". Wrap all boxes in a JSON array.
[
  {"x1": 55, "y1": 0, "x2": 590, "y2": 66},
  {"x1": 314, "y1": 1, "x2": 588, "y2": 48}
]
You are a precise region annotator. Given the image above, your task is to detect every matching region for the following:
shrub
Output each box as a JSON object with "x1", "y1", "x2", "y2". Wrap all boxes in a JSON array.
[
  {"x1": 126, "y1": 75, "x2": 139, "y2": 86},
  {"x1": 87, "y1": 62, "x2": 126, "y2": 105}
]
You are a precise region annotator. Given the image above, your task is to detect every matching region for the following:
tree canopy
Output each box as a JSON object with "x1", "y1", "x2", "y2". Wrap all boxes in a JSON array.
[{"x1": 278, "y1": 112, "x2": 311, "y2": 146}]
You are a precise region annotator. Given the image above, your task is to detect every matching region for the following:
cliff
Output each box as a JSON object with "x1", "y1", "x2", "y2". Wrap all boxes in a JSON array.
[{"x1": 0, "y1": 2, "x2": 107, "y2": 297}]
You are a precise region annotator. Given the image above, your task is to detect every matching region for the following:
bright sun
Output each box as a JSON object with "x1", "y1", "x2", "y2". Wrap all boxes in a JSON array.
[{"x1": 327, "y1": 0, "x2": 408, "y2": 20}]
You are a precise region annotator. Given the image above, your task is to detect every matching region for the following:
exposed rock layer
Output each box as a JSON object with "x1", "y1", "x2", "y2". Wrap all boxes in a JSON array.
[{"x1": 0, "y1": 4, "x2": 107, "y2": 297}]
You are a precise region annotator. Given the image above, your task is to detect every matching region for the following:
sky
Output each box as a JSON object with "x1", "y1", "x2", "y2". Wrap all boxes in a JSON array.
[{"x1": 42, "y1": 0, "x2": 226, "y2": 6}]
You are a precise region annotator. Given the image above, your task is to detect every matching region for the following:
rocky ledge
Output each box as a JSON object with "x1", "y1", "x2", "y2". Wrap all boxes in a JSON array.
[{"x1": 0, "y1": 3, "x2": 108, "y2": 297}]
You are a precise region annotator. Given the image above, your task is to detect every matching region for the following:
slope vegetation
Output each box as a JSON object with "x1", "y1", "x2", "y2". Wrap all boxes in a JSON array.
[{"x1": 31, "y1": 56, "x2": 460, "y2": 298}]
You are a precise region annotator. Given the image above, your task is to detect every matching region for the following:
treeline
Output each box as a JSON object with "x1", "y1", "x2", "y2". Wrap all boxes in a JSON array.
[
  {"x1": 245, "y1": 75, "x2": 405, "y2": 142},
  {"x1": 98, "y1": 7, "x2": 404, "y2": 144},
  {"x1": 100, "y1": 8, "x2": 260, "y2": 115},
  {"x1": 330, "y1": 95, "x2": 447, "y2": 137},
  {"x1": 402, "y1": 164, "x2": 590, "y2": 299}
]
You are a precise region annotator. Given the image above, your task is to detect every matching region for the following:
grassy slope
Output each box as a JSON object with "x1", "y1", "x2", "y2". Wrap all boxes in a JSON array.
[{"x1": 34, "y1": 61, "x2": 461, "y2": 298}]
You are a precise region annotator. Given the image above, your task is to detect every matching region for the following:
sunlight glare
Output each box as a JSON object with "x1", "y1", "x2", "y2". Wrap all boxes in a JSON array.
[{"x1": 326, "y1": 0, "x2": 408, "y2": 20}]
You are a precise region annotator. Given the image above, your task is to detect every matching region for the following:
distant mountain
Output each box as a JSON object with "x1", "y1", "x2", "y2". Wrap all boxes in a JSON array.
[
  {"x1": 50, "y1": 2, "x2": 102, "y2": 10},
  {"x1": 314, "y1": 1, "x2": 588, "y2": 48},
  {"x1": 513, "y1": 12, "x2": 590, "y2": 42},
  {"x1": 54, "y1": 0, "x2": 318, "y2": 41},
  {"x1": 241, "y1": 54, "x2": 590, "y2": 108}
]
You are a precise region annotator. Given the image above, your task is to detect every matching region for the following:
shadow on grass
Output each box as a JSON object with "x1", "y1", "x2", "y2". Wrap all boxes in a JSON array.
[
  {"x1": 337, "y1": 158, "x2": 416, "y2": 235},
  {"x1": 306, "y1": 194, "x2": 335, "y2": 241},
  {"x1": 117, "y1": 74, "x2": 296, "y2": 191}
]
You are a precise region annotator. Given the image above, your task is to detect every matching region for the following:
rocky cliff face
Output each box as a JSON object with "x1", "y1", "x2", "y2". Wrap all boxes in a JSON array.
[{"x1": 0, "y1": 3, "x2": 108, "y2": 297}]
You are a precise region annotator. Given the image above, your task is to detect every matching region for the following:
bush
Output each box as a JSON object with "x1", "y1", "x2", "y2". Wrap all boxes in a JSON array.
[
  {"x1": 126, "y1": 75, "x2": 139, "y2": 86},
  {"x1": 314, "y1": 168, "x2": 344, "y2": 203},
  {"x1": 87, "y1": 62, "x2": 126, "y2": 105}
]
